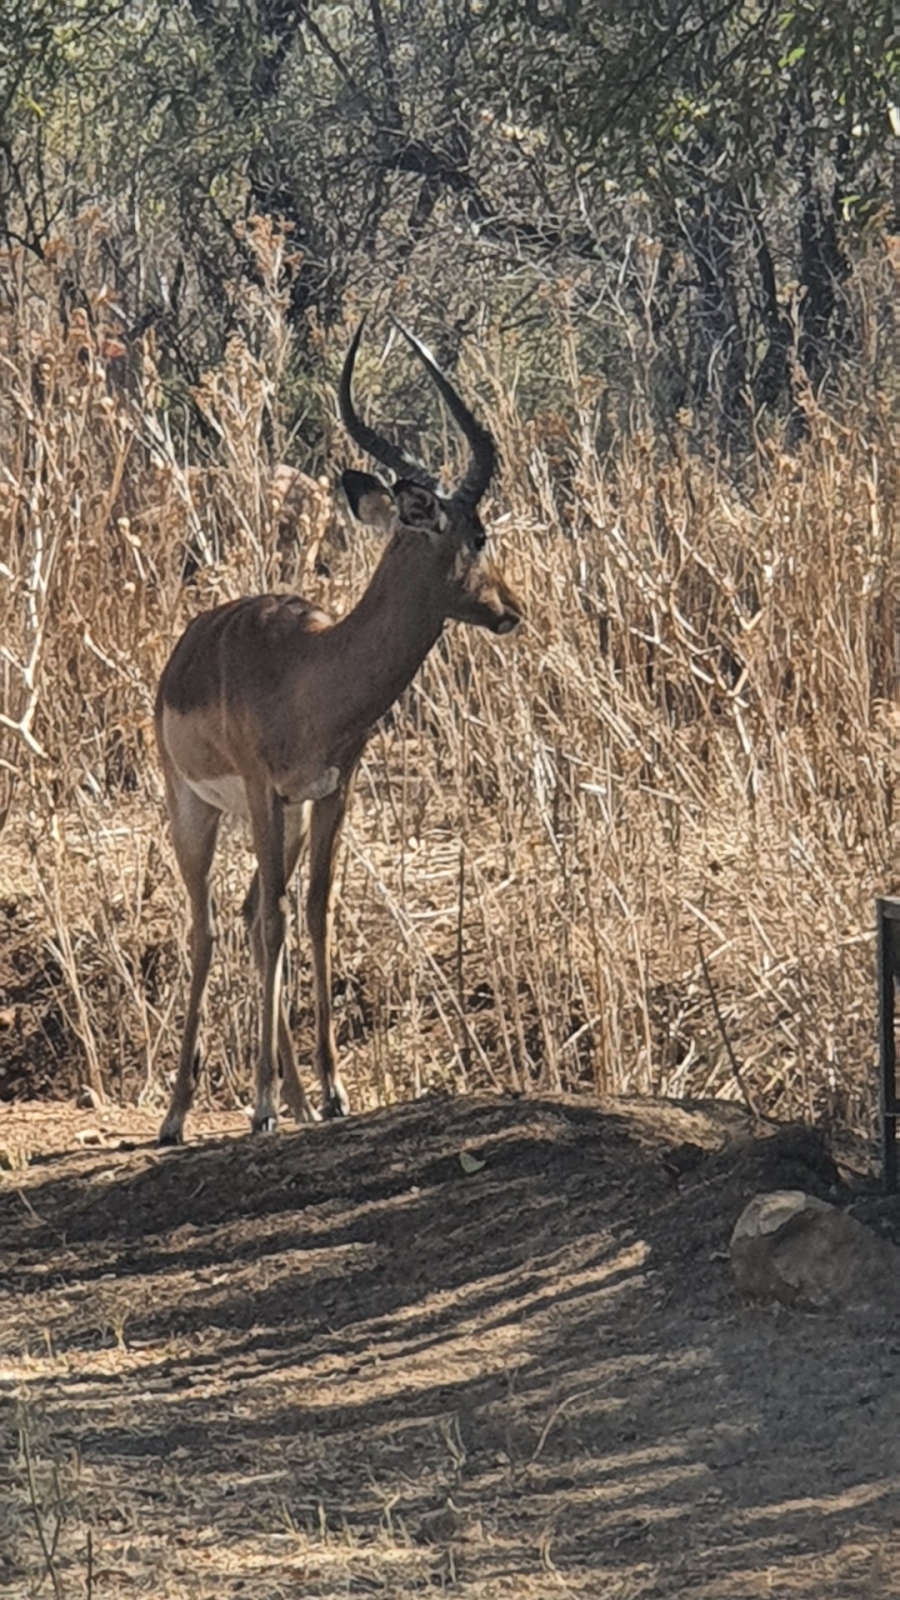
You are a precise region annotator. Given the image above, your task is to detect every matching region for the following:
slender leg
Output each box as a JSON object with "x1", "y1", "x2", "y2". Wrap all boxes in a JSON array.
[
  {"x1": 159, "y1": 778, "x2": 221, "y2": 1145},
  {"x1": 243, "y1": 803, "x2": 318, "y2": 1125},
  {"x1": 246, "y1": 783, "x2": 292, "y2": 1134},
  {"x1": 307, "y1": 785, "x2": 352, "y2": 1118}
]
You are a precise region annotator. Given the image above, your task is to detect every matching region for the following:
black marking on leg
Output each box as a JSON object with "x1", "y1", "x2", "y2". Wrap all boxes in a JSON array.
[
  {"x1": 252, "y1": 1114, "x2": 279, "y2": 1135},
  {"x1": 323, "y1": 1088, "x2": 349, "y2": 1120}
]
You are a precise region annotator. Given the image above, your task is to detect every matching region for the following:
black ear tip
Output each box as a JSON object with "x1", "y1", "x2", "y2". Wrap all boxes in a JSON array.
[
  {"x1": 342, "y1": 468, "x2": 394, "y2": 524},
  {"x1": 341, "y1": 468, "x2": 378, "y2": 515},
  {"x1": 341, "y1": 468, "x2": 374, "y2": 492}
]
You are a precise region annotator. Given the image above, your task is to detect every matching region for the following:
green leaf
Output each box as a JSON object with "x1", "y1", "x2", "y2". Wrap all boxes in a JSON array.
[{"x1": 459, "y1": 1150, "x2": 486, "y2": 1175}]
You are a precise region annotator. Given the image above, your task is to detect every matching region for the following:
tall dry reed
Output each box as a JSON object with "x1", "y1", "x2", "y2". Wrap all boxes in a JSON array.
[{"x1": 2, "y1": 228, "x2": 898, "y2": 1140}]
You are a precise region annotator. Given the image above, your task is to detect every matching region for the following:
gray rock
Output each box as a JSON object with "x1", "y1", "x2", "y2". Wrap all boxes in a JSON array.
[{"x1": 730, "y1": 1189, "x2": 900, "y2": 1313}]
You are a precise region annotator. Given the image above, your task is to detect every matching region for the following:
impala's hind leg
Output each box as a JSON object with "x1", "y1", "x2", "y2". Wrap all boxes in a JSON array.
[
  {"x1": 243, "y1": 802, "x2": 318, "y2": 1125},
  {"x1": 159, "y1": 779, "x2": 221, "y2": 1146},
  {"x1": 307, "y1": 785, "x2": 352, "y2": 1119}
]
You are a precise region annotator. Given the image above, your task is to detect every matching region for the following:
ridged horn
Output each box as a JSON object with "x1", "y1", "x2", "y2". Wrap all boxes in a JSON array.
[
  {"x1": 339, "y1": 320, "x2": 435, "y2": 490},
  {"x1": 393, "y1": 321, "x2": 497, "y2": 509}
]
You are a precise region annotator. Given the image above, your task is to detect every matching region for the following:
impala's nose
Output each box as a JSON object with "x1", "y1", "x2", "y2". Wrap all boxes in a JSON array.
[
  {"x1": 495, "y1": 607, "x2": 522, "y2": 635},
  {"x1": 491, "y1": 578, "x2": 523, "y2": 634}
]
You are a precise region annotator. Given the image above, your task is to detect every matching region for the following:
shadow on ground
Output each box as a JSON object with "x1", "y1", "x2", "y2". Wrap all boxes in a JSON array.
[{"x1": 2, "y1": 1093, "x2": 900, "y2": 1597}]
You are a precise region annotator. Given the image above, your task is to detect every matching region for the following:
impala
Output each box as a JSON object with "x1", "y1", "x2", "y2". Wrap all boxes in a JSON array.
[{"x1": 155, "y1": 321, "x2": 523, "y2": 1144}]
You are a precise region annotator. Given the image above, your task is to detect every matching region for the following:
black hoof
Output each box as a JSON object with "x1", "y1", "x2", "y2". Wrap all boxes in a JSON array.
[
  {"x1": 323, "y1": 1091, "x2": 350, "y2": 1120},
  {"x1": 157, "y1": 1128, "x2": 184, "y2": 1148}
]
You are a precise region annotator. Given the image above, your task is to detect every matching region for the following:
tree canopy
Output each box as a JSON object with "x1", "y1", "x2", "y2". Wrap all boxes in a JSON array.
[{"x1": 3, "y1": 0, "x2": 898, "y2": 429}]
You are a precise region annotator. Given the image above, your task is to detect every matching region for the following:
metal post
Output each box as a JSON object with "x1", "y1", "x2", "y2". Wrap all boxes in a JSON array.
[{"x1": 877, "y1": 897, "x2": 900, "y2": 1195}]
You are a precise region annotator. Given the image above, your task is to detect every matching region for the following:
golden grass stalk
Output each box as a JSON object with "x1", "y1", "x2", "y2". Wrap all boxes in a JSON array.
[{"x1": 2, "y1": 238, "x2": 897, "y2": 1139}]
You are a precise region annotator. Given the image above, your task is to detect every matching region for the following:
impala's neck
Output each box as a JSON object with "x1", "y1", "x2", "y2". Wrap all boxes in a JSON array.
[{"x1": 326, "y1": 532, "x2": 447, "y2": 733}]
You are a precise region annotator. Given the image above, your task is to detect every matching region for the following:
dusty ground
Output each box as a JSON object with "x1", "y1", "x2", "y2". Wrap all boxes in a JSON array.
[{"x1": 2, "y1": 1092, "x2": 900, "y2": 1599}]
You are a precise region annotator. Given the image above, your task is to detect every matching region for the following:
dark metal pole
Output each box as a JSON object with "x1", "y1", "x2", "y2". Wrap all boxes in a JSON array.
[{"x1": 877, "y1": 898, "x2": 900, "y2": 1195}]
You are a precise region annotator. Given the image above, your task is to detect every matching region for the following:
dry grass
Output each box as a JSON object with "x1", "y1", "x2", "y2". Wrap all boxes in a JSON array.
[{"x1": 2, "y1": 226, "x2": 899, "y2": 1140}]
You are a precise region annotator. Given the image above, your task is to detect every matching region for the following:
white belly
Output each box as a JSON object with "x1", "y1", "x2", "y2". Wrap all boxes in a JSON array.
[
  {"x1": 184, "y1": 764, "x2": 340, "y2": 818},
  {"x1": 185, "y1": 774, "x2": 251, "y2": 818}
]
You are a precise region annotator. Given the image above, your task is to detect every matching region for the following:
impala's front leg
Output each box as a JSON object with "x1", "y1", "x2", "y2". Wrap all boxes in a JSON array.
[
  {"x1": 158, "y1": 782, "x2": 221, "y2": 1146},
  {"x1": 307, "y1": 786, "x2": 352, "y2": 1118},
  {"x1": 248, "y1": 785, "x2": 290, "y2": 1134}
]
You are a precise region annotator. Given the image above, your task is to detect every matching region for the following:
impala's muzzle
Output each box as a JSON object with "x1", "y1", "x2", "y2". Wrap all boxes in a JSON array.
[
  {"x1": 495, "y1": 608, "x2": 521, "y2": 635},
  {"x1": 465, "y1": 563, "x2": 524, "y2": 634}
]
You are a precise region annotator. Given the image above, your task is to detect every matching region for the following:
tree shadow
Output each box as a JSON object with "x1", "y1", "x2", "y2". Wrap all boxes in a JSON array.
[{"x1": 5, "y1": 1094, "x2": 896, "y2": 1596}]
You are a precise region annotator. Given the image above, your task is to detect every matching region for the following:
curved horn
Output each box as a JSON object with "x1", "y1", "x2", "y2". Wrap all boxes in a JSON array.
[
  {"x1": 339, "y1": 320, "x2": 435, "y2": 490},
  {"x1": 393, "y1": 322, "x2": 497, "y2": 509}
]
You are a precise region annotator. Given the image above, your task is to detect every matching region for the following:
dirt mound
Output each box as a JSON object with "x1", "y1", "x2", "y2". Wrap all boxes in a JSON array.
[{"x1": 2, "y1": 1094, "x2": 899, "y2": 1597}]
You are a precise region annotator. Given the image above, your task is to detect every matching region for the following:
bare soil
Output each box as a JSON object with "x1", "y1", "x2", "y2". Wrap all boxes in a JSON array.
[{"x1": 2, "y1": 1092, "x2": 900, "y2": 1599}]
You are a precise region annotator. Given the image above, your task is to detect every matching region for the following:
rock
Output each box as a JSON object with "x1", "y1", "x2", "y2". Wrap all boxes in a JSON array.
[{"x1": 730, "y1": 1189, "x2": 900, "y2": 1313}]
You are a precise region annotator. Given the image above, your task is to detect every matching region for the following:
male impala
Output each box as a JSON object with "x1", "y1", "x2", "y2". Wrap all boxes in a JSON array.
[{"x1": 156, "y1": 321, "x2": 522, "y2": 1144}]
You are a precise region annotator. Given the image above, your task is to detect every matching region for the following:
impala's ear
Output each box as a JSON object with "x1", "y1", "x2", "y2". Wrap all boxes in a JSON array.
[{"x1": 341, "y1": 469, "x2": 396, "y2": 532}]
